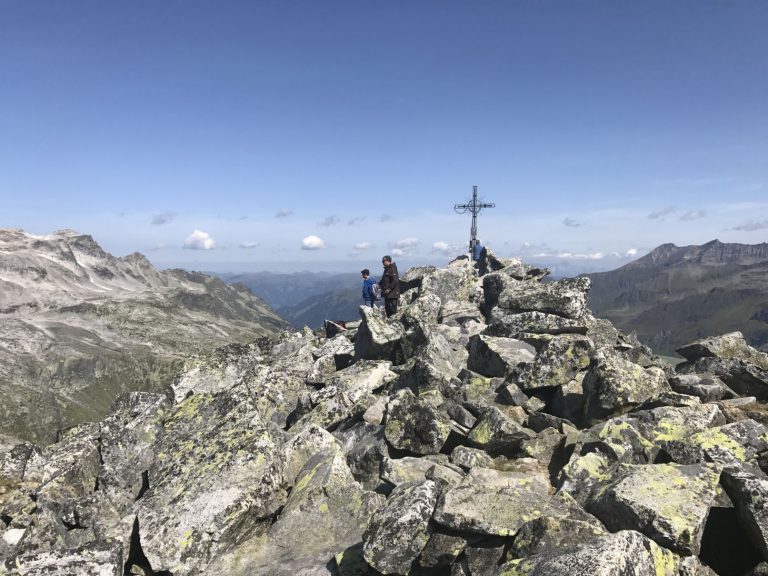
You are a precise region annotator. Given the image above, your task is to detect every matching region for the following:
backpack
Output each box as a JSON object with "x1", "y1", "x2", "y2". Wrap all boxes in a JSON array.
[{"x1": 371, "y1": 283, "x2": 382, "y2": 301}]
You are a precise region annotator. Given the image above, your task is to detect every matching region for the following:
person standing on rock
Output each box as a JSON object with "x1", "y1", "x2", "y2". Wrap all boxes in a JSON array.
[
  {"x1": 379, "y1": 255, "x2": 400, "y2": 317},
  {"x1": 361, "y1": 268, "x2": 377, "y2": 307}
]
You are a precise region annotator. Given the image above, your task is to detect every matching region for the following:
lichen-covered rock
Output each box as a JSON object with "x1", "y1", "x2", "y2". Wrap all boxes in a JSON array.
[
  {"x1": 511, "y1": 516, "x2": 606, "y2": 558},
  {"x1": 677, "y1": 356, "x2": 768, "y2": 401},
  {"x1": 385, "y1": 390, "x2": 451, "y2": 455},
  {"x1": 207, "y1": 449, "x2": 383, "y2": 576},
  {"x1": 467, "y1": 335, "x2": 536, "y2": 378},
  {"x1": 468, "y1": 407, "x2": 534, "y2": 457},
  {"x1": 488, "y1": 276, "x2": 590, "y2": 320},
  {"x1": 419, "y1": 531, "x2": 467, "y2": 568},
  {"x1": 582, "y1": 352, "x2": 669, "y2": 424},
  {"x1": 587, "y1": 462, "x2": 721, "y2": 555},
  {"x1": 487, "y1": 310, "x2": 588, "y2": 338},
  {"x1": 98, "y1": 392, "x2": 169, "y2": 518},
  {"x1": 363, "y1": 480, "x2": 438, "y2": 574},
  {"x1": 355, "y1": 306, "x2": 406, "y2": 361},
  {"x1": 4, "y1": 540, "x2": 123, "y2": 576},
  {"x1": 496, "y1": 530, "x2": 681, "y2": 576},
  {"x1": 440, "y1": 300, "x2": 484, "y2": 327},
  {"x1": 433, "y1": 467, "x2": 553, "y2": 537},
  {"x1": 721, "y1": 468, "x2": 768, "y2": 561},
  {"x1": 512, "y1": 335, "x2": 593, "y2": 391},
  {"x1": 381, "y1": 456, "x2": 459, "y2": 487},
  {"x1": 419, "y1": 267, "x2": 478, "y2": 306},
  {"x1": 135, "y1": 387, "x2": 287, "y2": 574},
  {"x1": 668, "y1": 373, "x2": 734, "y2": 402},
  {"x1": 677, "y1": 332, "x2": 768, "y2": 368},
  {"x1": 451, "y1": 446, "x2": 496, "y2": 470},
  {"x1": 558, "y1": 451, "x2": 617, "y2": 506},
  {"x1": 296, "y1": 361, "x2": 397, "y2": 430}
]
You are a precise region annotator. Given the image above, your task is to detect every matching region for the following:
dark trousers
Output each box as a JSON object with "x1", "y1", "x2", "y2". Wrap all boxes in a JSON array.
[{"x1": 384, "y1": 297, "x2": 398, "y2": 317}]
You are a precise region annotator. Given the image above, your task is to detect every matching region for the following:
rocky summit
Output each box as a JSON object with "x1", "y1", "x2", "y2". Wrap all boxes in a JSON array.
[
  {"x1": 3, "y1": 249, "x2": 768, "y2": 575},
  {"x1": 0, "y1": 229, "x2": 288, "y2": 445}
]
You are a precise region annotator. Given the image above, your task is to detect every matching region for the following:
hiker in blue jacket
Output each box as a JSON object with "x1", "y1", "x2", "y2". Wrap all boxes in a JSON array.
[{"x1": 361, "y1": 269, "x2": 377, "y2": 307}]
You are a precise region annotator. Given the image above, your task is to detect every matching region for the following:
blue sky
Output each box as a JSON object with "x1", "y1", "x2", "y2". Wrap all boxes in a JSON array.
[{"x1": 1, "y1": 1, "x2": 766, "y2": 273}]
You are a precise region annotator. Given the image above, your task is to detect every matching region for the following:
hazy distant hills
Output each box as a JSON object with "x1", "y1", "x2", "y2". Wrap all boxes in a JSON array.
[
  {"x1": 0, "y1": 229, "x2": 288, "y2": 443},
  {"x1": 586, "y1": 239, "x2": 768, "y2": 355},
  {"x1": 219, "y1": 271, "x2": 365, "y2": 328}
]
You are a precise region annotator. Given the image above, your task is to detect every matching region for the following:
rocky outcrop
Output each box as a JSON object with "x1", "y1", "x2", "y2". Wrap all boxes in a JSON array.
[{"x1": 4, "y1": 249, "x2": 768, "y2": 575}]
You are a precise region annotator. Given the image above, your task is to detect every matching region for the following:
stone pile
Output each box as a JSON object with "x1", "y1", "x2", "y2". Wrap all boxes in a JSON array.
[{"x1": 3, "y1": 251, "x2": 768, "y2": 575}]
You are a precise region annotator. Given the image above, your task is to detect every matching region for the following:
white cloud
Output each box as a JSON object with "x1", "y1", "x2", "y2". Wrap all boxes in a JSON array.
[
  {"x1": 394, "y1": 237, "x2": 419, "y2": 249},
  {"x1": 392, "y1": 248, "x2": 404, "y2": 257},
  {"x1": 151, "y1": 211, "x2": 177, "y2": 225},
  {"x1": 556, "y1": 252, "x2": 605, "y2": 260},
  {"x1": 318, "y1": 215, "x2": 340, "y2": 227},
  {"x1": 730, "y1": 220, "x2": 768, "y2": 232},
  {"x1": 563, "y1": 217, "x2": 582, "y2": 228},
  {"x1": 239, "y1": 241, "x2": 259, "y2": 249},
  {"x1": 432, "y1": 241, "x2": 452, "y2": 255},
  {"x1": 301, "y1": 235, "x2": 326, "y2": 250},
  {"x1": 625, "y1": 248, "x2": 639, "y2": 257},
  {"x1": 648, "y1": 206, "x2": 676, "y2": 220},
  {"x1": 183, "y1": 230, "x2": 216, "y2": 250},
  {"x1": 680, "y1": 210, "x2": 706, "y2": 221},
  {"x1": 275, "y1": 209, "x2": 294, "y2": 218},
  {"x1": 353, "y1": 242, "x2": 371, "y2": 251}
]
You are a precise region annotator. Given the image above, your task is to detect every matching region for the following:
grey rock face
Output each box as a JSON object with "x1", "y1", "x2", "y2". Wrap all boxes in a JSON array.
[
  {"x1": 467, "y1": 335, "x2": 536, "y2": 378},
  {"x1": 433, "y1": 467, "x2": 552, "y2": 537},
  {"x1": 363, "y1": 480, "x2": 438, "y2": 574}
]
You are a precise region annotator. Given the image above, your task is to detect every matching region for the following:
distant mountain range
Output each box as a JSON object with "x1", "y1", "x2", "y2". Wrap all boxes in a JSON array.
[
  {"x1": 219, "y1": 270, "x2": 366, "y2": 328},
  {"x1": 586, "y1": 239, "x2": 768, "y2": 355},
  {"x1": 0, "y1": 229, "x2": 288, "y2": 443}
]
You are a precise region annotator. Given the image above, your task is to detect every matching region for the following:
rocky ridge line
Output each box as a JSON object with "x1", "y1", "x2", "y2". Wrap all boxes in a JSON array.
[{"x1": 3, "y1": 250, "x2": 768, "y2": 575}]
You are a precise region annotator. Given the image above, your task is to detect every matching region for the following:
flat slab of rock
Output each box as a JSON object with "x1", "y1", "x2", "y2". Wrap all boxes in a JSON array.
[
  {"x1": 487, "y1": 309, "x2": 588, "y2": 338},
  {"x1": 488, "y1": 276, "x2": 590, "y2": 319},
  {"x1": 498, "y1": 530, "x2": 682, "y2": 576},
  {"x1": 587, "y1": 463, "x2": 721, "y2": 555},
  {"x1": 363, "y1": 480, "x2": 438, "y2": 574},
  {"x1": 468, "y1": 407, "x2": 535, "y2": 457},
  {"x1": 467, "y1": 335, "x2": 535, "y2": 378},
  {"x1": 433, "y1": 467, "x2": 553, "y2": 537}
]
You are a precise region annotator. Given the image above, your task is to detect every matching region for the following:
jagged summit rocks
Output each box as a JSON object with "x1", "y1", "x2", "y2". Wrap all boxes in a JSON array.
[
  {"x1": 0, "y1": 229, "x2": 288, "y2": 444},
  {"x1": 3, "y1": 248, "x2": 768, "y2": 575}
]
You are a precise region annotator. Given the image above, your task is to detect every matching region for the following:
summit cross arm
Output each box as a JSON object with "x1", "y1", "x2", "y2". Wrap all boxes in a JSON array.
[{"x1": 454, "y1": 185, "x2": 495, "y2": 258}]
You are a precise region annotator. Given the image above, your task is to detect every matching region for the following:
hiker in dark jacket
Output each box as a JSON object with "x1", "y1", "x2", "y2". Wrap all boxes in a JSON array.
[
  {"x1": 361, "y1": 269, "x2": 377, "y2": 307},
  {"x1": 379, "y1": 255, "x2": 400, "y2": 317}
]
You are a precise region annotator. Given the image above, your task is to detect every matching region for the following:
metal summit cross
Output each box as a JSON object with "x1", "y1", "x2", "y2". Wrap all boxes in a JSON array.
[{"x1": 454, "y1": 185, "x2": 495, "y2": 255}]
